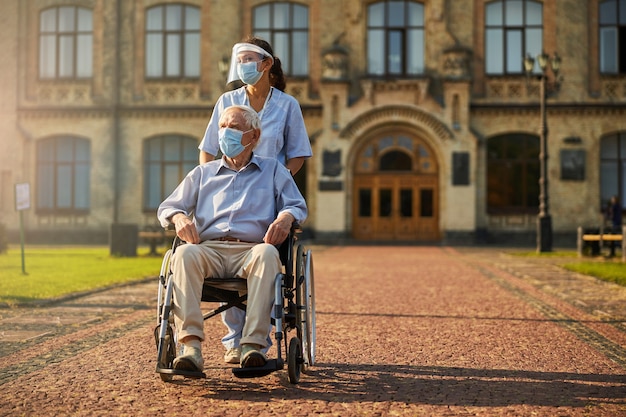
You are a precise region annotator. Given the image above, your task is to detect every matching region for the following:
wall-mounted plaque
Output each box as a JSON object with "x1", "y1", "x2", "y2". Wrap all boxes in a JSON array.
[
  {"x1": 452, "y1": 152, "x2": 470, "y2": 185},
  {"x1": 560, "y1": 149, "x2": 585, "y2": 181},
  {"x1": 322, "y1": 149, "x2": 342, "y2": 177}
]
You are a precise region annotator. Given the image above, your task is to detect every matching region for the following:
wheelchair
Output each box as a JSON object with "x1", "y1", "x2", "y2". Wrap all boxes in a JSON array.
[{"x1": 154, "y1": 223, "x2": 316, "y2": 384}]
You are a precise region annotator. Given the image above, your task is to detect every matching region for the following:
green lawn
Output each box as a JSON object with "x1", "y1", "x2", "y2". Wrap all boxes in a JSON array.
[
  {"x1": 561, "y1": 261, "x2": 626, "y2": 287},
  {"x1": 510, "y1": 250, "x2": 626, "y2": 287},
  {"x1": 0, "y1": 246, "x2": 164, "y2": 306}
]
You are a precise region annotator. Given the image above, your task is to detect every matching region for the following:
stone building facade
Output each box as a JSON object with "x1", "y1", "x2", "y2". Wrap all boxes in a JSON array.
[{"x1": 1, "y1": 0, "x2": 625, "y2": 246}]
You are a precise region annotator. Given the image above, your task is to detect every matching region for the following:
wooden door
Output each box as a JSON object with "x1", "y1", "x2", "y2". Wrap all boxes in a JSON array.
[
  {"x1": 353, "y1": 174, "x2": 438, "y2": 241},
  {"x1": 352, "y1": 134, "x2": 439, "y2": 241}
]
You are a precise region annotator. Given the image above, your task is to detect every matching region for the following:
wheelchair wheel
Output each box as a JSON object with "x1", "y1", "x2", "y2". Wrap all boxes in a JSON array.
[
  {"x1": 287, "y1": 337, "x2": 302, "y2": 384},
  {"x1": 296, "y1": 245, "x2": 316, "y2": 371},
  {"x1": 154, "y1": 324, "x2": 176, "y2": 382}
]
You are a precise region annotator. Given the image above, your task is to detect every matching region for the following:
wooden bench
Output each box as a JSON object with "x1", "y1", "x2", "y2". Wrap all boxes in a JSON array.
[
  {"x1": 577, "y1": 226, "x2": 625, "y2": 261},
  {"x1": 580, "y1": 234, "x2": 623, "y2": 242},
  {"x1": 138, "y1": 228, "x2": 176, "y2": 255}
]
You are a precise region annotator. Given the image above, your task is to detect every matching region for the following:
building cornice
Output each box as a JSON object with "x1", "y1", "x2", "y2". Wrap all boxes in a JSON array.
[
  {"x1": 17, "y1": 103, "x2": 323, "y2": 119},
  {"x1": 471, "y1": 102, "x2": 626, "y2": 115}
]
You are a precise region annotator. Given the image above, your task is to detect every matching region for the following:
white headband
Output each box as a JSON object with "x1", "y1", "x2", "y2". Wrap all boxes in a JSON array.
[{"x1": 226, "y1": 43, "x2": 275, "y2": 84}]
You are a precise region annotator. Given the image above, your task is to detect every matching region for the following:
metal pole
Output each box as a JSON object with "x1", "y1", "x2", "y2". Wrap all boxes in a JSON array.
[
  {"x1": 20, "y1": 210, "x2": 26, "y2": 274},
  {"x1": 113, "y1": 0, "x2": 122, "y2": 223},
  {"x1": 537, "y1": 74, "x2": 552, "y2": 252}
]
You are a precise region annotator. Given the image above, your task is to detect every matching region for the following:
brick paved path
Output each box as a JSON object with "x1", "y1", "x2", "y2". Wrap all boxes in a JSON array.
[{"x1": 0, "y1": 246, "x2": 625, "y2": 416}]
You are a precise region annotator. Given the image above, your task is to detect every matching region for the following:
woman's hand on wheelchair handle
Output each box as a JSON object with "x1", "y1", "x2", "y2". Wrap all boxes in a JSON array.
[{"x1": 172, "y1": 213, "x2": 200, "y2": 244}]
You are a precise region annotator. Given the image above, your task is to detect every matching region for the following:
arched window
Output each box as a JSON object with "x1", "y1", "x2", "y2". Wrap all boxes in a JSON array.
[
  {"x1": 143, "y1": 135, "x2": 198, "y2": 211},
  {"x1": 253, "y1": 2, "x2": 309, "y2": 76},
  {"x1": 487, "y1": 133, "x2": 539, "y2": 213},
  {"x1": 379, "y1": 150, "x2": 412, "y2": 171},
  {"x1": 600, "y1": 132, "x2": 626, "y2": 211},
  {"x1": 599, "y1": 0, "x2": 626, "y2": 74},
  {"x1": 367, "y1": 0, "x2": 424, "y2": 76},
  {"x1": 356, "y1": 134, "x2": 435, "y2": 174},
  {"x1": 39, "y1": 6, "x2": 93, "y2": 79},
  {"x1": 37, "y1": 136, "x2": 91, "y2": 213},
  {"x1": 485, "y1": 0, "x2": 543, "y2": 75},
  {"x1": 145, "y1": 4, "x2": 200, "y2": 78}
]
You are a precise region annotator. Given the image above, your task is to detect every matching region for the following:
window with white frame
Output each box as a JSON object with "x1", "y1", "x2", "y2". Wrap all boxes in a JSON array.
[
  {"x1": 145, "y1": 4, "x2": 200, "y2": 78},
  {"x1": 253, "y1": 2, "x2": 309, "y2": 76},
  {"x1": 36, "y1": 137, "x2": 91, "y2": 213},
  {"x1": 143, "y1": 135, "x2": 198, "y2": 211},
  {"x1": 599, "y1": 0, "x2": 626, "y2": 74},
  {"x1": 39, "y1": 6, "x2": 93, "y2": 79},
  {"x1": 366, "y1": 0, "x2": 424, "y2": 77},
  {"x1": 485, "y1": 0, "x2": 543, "y2": 75}
]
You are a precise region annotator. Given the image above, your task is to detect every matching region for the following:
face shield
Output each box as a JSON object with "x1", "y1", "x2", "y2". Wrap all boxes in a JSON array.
[{"x1": 226, "y1": 43, "x2": 274, "y2": 85}]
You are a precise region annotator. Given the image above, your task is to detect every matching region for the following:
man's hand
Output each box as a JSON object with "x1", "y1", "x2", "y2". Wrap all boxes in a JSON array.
[
  {"x1": 263, "y1": 213, "x2": 294, "y2": 246},
  {"x1": 172, "y1": 213, "x2": 200, "y2": 244}
]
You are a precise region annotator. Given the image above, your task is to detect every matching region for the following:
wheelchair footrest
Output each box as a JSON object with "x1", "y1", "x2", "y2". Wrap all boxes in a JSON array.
[
  {"x1": 156, "y1": 366, "x2": 206, "y2": 379},
  {"x1": 231, "y1": 359, "x2": 283, "y2": 379}
]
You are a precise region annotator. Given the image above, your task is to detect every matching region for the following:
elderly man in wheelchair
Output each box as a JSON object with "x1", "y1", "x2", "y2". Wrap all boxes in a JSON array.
[{"x1": 155, "y1": 105, "x2": 311, "y2": 382}]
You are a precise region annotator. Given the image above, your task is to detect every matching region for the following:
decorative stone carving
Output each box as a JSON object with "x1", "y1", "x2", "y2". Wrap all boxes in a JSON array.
[
  {"x1": 322, "y1": 45, "x2": 348, "y2": 81},
  {"x1": 441, "y1": 45, "x2": 471, "y2": 80},
  {"x1": 37, "y1": 84, "x2": 91, "y2": 105},
  {"x1": 599, "y1": 78, "x2": 626, "y2": 101},
  {"x1": 361, "y1": 79, "x2": 430, "y2": 106},
  {"x1": 486, "y1": 78, "x2": 539, "y2": 100},
  {"x1": 289, "y1": 86, "x2": 304, "y2": 100},
  {"x1": 142, "y1": 83, "x2": 200, "y2": 103}
]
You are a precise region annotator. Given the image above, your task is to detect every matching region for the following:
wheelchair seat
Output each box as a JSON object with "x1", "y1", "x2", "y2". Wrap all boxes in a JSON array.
[{"x1": 199, "y1": 231, "x2": 293, "y2": 305}]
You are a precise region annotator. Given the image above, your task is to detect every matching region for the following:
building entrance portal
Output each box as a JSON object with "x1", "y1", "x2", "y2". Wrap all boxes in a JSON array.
[{"x1": 352, "y1": 133, "x2": 439, "y2": 241}]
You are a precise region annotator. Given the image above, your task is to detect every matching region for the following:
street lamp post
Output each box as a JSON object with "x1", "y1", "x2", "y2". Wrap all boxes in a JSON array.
[
  {"x1": 524, "y1": 52, "x2": 562, "y2": 253},
  {"x1": 218, "y1": 55, "x2": 230, "y2": 82}
]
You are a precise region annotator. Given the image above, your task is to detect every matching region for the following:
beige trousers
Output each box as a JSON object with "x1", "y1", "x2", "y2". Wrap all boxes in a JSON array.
[{"x1": 171, "y1": 241, "x2": 281, "y2": 348}]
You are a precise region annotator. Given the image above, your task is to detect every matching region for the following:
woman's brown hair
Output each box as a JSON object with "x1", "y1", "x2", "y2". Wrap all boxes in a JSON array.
[{"x1": 243, "y1": 36, "x2": 286, "y2": 92}]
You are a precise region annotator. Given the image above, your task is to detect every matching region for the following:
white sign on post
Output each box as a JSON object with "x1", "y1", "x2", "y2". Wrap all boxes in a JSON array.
[
  {"x1": 15, "y1": 183, "x2": 30, "y2": 211},
  {"x1": 15, "y1": 182, "x2": 30, "y2": 274}
]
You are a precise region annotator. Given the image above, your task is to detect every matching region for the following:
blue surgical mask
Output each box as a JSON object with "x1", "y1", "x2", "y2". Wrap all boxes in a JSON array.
[
  {"x1": 218, "y1": 127, "x2": 253, "y2": 158},
  {"x1": 237, "y1": 61, "x2": 264, "y2": 85}
]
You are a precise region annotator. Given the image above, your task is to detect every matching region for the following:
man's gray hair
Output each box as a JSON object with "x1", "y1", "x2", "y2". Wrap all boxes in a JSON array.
[{"x1": 222, "y1": 104, "x2": 261, "y2": 131}]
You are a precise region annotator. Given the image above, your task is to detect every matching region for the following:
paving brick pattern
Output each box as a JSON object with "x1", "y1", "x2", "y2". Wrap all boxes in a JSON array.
[{"x1": 0, "y1": 246, "x2": 624, "y2": 416}]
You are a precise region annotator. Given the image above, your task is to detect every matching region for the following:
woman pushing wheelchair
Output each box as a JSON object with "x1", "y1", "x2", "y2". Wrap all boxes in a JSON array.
[{"x1": 199, "y1": 36, "x2": 312, "y2": 365}]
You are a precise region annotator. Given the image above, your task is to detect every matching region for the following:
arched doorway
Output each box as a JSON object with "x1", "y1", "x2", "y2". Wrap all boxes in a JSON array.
[{"x1": 352, "y1": 133, "x2": 439, "y2": 241}]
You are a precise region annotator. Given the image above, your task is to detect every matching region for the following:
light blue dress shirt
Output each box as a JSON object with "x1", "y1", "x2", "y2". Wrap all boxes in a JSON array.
[{"x1": 157, "y1": 155, "x2": 307, "y2": 242}]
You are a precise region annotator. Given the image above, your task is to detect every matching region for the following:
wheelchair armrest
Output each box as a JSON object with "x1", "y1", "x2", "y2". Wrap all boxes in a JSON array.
[{"x1": 276, "y1": 221, "x2": 300, "y2": 267}]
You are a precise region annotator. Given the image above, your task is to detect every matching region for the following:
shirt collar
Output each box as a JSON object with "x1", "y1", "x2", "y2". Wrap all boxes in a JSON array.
[{"x1": 217, "y1": 153, "x2": 263, "y2": 173}]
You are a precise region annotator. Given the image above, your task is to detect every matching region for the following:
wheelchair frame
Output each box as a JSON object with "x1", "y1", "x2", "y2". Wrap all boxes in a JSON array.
[{"x1": 154, "y1": 224, "x2": 316, "y2": 384}]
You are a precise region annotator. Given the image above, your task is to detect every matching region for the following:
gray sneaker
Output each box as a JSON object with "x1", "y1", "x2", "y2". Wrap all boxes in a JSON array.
[
  {"x1": 173, "y1": 345, "x2": 204, "y2": 372},
  {"x1": 240, "y1": 344, "x2": 267, "y2": 368},
  {"x1": 223, "y1": 347, "x2": 241, "y2": 364}
]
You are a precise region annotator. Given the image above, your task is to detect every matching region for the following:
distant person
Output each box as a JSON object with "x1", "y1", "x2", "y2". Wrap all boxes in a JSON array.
[{"x1": 606, "y1": 195, "x2": 622, "y2": 257}]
